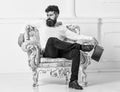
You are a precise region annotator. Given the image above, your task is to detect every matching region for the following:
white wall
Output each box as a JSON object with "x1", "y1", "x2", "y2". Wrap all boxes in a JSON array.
[
  {"x1": 0, "y1": 0, "x2": 76, "y2": 18},
  {"x1": 0, "y1": 0, "x2": 120, "y2": 73},
  {"x1": 76, "y1": 0, "x2": 120, "y2": 17},
  {"x1": 1, "y1": 0, "x2": 120, "y2": 18}
]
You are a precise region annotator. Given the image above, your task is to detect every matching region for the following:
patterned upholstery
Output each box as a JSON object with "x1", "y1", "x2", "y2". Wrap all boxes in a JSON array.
[{"x1": 18, "y1": 24, "x2": 91, "y2": 87}]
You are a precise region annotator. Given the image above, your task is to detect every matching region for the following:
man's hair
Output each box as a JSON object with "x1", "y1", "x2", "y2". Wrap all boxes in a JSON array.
[{"x1": 45, "y1": 5, "x2": 59, "y2": 14}]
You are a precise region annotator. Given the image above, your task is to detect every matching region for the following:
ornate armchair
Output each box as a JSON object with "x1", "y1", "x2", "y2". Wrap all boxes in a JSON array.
[{"x1": 18, "y1": 25, "x2": 91, "y2": 87}]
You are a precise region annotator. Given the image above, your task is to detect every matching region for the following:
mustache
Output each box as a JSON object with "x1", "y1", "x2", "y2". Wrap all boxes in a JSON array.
[
  {"x1": 46, "y1": 18, "x2": 57, "y2": 27},
  {"x1": 47, "y1": 18, "x2": 55, "y2": 21}
]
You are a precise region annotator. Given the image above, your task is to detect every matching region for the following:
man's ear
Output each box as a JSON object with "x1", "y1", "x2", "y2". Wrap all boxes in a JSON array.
[{"x1": 55, "y1": 13, "x2": 59, "y2": 18}]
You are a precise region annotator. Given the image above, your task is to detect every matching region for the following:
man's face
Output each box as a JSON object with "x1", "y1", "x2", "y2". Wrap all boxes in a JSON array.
[
  {"x1": 46, "y1": 11, "x2": 58, "y2": 27},
  {"x1": 47, "y1": 11, "x2": 56, "y2": 20}
]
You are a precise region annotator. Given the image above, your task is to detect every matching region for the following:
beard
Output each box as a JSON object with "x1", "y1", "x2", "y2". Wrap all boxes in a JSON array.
[{"x1": 46, "y1": 18, "x2": 57, "y2": 27}]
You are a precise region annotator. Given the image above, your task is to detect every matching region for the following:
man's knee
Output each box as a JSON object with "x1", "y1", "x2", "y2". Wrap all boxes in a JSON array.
[
  {"x1": 47, "y1": 37, "x2": 54, "y2": 42},
  {"x1": 47, "y1": 37, "x2": 58, "y2": 43},
  {"x1": 47, "y1": 37, "x2": 56, "y2": 45},
  {"x1": 71, "y1": 49, "x2": 80, "y2": 57},
  {"x1": 73, "y1": 43, "x2": 81, "y2": 50}
]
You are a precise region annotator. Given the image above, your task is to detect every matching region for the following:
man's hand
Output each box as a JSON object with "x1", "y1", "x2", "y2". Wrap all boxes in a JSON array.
[{"x1": 81, "y1": 44, "x2": 94, "y2": 52}]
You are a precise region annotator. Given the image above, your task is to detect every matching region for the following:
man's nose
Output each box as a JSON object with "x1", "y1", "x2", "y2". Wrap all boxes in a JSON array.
[{"x1": 47, "y1": 16, "x2": 52, "y2": 19}]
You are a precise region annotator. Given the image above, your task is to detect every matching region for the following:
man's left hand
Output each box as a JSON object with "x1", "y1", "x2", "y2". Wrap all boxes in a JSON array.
[{"x1": 91, "y1": 37, "x2": 99, "y2": 46}]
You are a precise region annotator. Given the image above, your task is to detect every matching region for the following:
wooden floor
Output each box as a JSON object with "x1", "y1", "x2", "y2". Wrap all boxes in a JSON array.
[{"x1": 0, "y1": 72, "x2": 120, "y2": 92}]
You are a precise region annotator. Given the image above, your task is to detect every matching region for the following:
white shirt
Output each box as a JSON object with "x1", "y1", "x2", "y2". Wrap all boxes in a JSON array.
[{"x1": 39, "y1": 20, "x2": 93, "y2": 50}]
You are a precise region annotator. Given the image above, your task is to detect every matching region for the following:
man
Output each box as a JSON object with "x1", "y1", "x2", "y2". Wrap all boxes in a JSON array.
[{"x1": 39, "y1": 5, "x2": 97, "y2": 90}]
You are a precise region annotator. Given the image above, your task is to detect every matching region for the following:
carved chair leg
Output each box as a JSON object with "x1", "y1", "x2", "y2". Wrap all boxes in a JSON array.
[
  {"x1": 64, "y1": 68, "x2": 71, "y2": 84},
  {"x1": 32, "y1": 69, "x2": 39, "y2": 87},
  {"x1": 65, "y1": 71, "x2": 69, "y2": 84},
  {"x1": 80, "y1": 67, "x2": 88, "y2": 86}
]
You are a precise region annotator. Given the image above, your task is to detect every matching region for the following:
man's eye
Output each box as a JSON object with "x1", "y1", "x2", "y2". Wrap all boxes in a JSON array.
[{"x1": 47, "y1": 14, "x2": 53, "y2": 16}]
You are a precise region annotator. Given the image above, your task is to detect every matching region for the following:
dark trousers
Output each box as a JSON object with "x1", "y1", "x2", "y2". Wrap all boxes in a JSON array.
[{"x1": 43, "y1": 37, "x2": 82, "y2": 82}]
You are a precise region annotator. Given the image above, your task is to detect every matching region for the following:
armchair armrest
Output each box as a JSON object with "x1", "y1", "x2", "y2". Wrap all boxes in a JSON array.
[
  {"x1": 18, "y1": 24, "x2": 42, "y2": 71},
  {"x1": 25, "y1": 42, "x2": 42, "y2": 70},
  {"x1": 24, "y1": 43, "x2": 41, "y2": 87},
  {"x1": 18, "y1": 33, "x2": 25, "y2": 47}
]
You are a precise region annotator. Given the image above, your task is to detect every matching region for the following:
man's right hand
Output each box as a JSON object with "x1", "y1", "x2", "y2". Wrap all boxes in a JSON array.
[{"x1": 81, "y1": 44, "x2": 94, "y2": 52}]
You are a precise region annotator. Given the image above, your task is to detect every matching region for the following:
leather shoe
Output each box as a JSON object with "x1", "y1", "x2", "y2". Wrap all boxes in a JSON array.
[
  {"x1": 69, "y1": 80, "x2": 83, "y2": 90},
  {"x1": 81, "y1": 44, "x2": 94, "y2": 52}
]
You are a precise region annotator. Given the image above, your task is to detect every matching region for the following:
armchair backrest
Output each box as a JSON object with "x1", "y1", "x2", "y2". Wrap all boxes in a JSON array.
[{"x1": 18, "y1": 33, "x2": 24, "y2": 47}]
